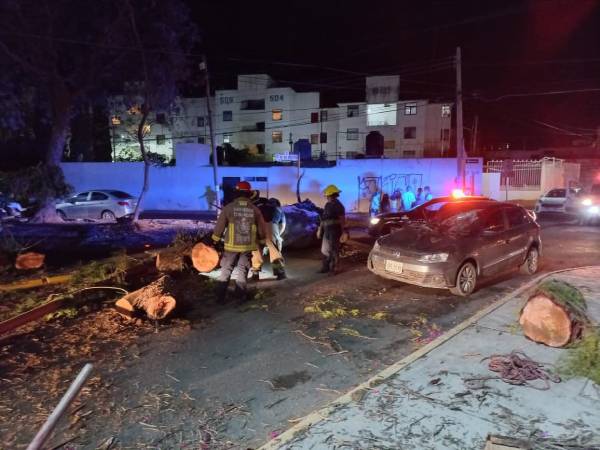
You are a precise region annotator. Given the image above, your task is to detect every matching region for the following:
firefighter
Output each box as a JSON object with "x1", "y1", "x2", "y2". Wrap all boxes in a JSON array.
[
  {"x1": 317, "y1": 184, "x2": 346, "y2": 274},
  {"x1": 250, "y1": 191, "x2": 286, "y2": 280},
  {"x1": 210, "y1": 181, "x2": 266, "y2": 303}
]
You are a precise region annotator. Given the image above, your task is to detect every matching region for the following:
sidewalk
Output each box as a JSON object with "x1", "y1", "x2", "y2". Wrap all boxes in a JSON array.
[{"x1": 261, "y1": 267, "x2": 600, "y2": 450}]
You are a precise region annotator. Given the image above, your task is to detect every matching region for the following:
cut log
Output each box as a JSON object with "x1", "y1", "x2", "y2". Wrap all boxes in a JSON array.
[
  {"x1": 191, "y1": 243, "x2": 219, "y2": 273},
  {"x1": 519, "y1": 279, "x2": 589, "y2": 347},
  {"x1": 156, "y1": 249, "x2": 184, "y2": 272},
  {"x1": 15, "y1": 252, "x2": 45, "y2": 270},
  {"x1": 115, "y1": 275, "x2": 176, "y2": 320}
]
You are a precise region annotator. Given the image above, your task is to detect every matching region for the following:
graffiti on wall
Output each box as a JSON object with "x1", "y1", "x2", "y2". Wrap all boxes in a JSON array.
[{"x1": 358, "y1": 173, "x2": 424, "y2": 211}]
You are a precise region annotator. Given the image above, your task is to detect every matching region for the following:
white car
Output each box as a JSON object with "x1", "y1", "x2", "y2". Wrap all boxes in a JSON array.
[{"x1": 534, "y1": 188, "x2": 578, "y2": 214}]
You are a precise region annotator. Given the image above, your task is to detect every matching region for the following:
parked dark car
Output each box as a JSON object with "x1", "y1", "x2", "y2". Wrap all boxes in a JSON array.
[
  {"x1": 367, "y1": 200, "x2": 541, "y2": 296},
  {"x1": 56, "y1": 190, "x2": 137, "y2": 221},
  {"x1": 368, "y1": 195, "x2": 491, "y2": 237}
]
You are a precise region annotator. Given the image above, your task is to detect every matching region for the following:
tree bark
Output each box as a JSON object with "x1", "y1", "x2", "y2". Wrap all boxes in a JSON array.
[
  {"x1": 115, "y1": 275, "x2": 176, "y2": 320},
  {"x1": 132, "y1": 108, "x2": 150, "y2": 222},
  {"x1": 519, "y1": 279, "x2": 589, "y2": 347}
]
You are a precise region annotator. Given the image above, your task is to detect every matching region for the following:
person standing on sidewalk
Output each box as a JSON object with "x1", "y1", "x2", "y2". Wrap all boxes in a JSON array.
[
  {"x1": 317, "y1": 184, "x2": 346, "y2": 274},
  {"x1": 210, "y1": 181, "x2": 266, "y2": 303}
]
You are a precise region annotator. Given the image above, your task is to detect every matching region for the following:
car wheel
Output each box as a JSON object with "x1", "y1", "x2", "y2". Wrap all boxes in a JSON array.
[
  {"x1": 520, "y1": 246, "x2": 539, "y2": 275},
  {"x1": 101, "y1": 210, "x2": 116, "y2": 222},
  {"x1": 57, "y1": 210, "x2": 67, "y2": 221},
  {"x1": 450, "y1": 262, "x2": 477, "y2": 297}
]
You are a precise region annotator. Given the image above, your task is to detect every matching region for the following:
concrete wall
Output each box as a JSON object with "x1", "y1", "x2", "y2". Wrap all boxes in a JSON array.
[{"x1": 60, "y1": 156, "x2": 482, "y2": 213}]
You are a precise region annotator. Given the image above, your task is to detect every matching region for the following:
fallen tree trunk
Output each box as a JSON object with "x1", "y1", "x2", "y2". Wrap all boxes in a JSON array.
[
  {"x1": 115, "y1": 275, "x2": 176, "y2": 320},
  {"x1": 15, "y1": 252, "x2": 45, "y2": 270},
  {"x1": 519, "y1": 279, "x2": 589, "y2": 347},
  {"x1": 191, "y1": 243, "x2": 219, "y2": 273}
]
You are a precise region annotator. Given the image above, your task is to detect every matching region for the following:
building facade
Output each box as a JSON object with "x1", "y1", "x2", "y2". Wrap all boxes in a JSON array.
[{"x1": 108, "y1": 75, "x2": 452, "y2": 161}]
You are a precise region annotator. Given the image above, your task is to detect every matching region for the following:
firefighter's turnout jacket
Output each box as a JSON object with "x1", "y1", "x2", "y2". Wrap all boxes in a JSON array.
[{"x1": 212, "y1": 197, "x2": 267, "y2": 252}]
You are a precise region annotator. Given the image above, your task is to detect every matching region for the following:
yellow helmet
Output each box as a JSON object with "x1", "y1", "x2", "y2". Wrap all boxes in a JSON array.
[{"x1": 323, "y1": 184, "x2": 341, "y2": 196}]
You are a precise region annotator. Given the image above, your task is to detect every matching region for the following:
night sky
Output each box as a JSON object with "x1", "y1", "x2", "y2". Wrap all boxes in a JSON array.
[{"x1": 189, "y1": 0, "x2": 600, "y2": 149}]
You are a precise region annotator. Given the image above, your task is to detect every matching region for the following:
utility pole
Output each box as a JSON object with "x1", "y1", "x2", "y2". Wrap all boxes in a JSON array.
[
  {"x1": 471, "y1": 115, "x2": 479, "y2": 156},
  {"x1": 455, "y1": 47, "x2": 466, "y2": 189},
  {"x1": 200, "y1": 56, "x2": 220, "y2": 208}
]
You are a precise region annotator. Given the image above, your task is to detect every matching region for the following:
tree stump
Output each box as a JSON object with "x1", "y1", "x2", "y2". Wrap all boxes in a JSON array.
[
  {"x1": 115, "y1": 275, "x2": 176, "y2": 320},
  {"x1": 15, "y1": 252, "x2": 45, "y2": 270},
  {"x1": 191, "y1": 243, "x2": 219, "y2": 273},
  {"x1": 519, "y1": 279, "x2": 589, "y2": 347},
  {"x1": 155, "y1": 249, "x2": 184, "y2": 272}
]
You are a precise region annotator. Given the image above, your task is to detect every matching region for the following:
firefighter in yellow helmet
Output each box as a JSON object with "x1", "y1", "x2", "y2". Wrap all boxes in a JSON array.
[{"x1": 316, "y1": 184, "x2": 346, "y2": 274}]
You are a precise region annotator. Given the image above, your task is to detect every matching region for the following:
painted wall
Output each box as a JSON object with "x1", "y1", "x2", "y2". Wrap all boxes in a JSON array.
[{"x1": 61, "y1": 150, "x2": 482, "y2": 213}]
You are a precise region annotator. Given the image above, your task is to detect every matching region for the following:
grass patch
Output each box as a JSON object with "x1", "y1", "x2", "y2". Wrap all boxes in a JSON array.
[{"x1": 558, "y1": 330, "x2": 600, "y2": 385}]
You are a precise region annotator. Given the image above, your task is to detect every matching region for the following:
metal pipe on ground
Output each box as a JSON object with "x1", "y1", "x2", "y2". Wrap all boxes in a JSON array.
[{"x1": 26, "y1": 363, "x2": 93, "y2": 450}]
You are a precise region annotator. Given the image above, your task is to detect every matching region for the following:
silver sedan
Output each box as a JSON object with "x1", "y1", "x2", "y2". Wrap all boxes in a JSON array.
[{"x1": 56, "y1": 190, "x2": 138, "y2": 221}]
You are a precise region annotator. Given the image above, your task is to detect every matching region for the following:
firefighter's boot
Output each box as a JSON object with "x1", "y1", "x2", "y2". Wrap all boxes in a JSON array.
[{"x1": 215, "y1": 281, "x2": 229, "y2": 304}]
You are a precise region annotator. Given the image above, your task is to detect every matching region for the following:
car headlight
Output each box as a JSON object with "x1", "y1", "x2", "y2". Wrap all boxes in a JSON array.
[
  {"x1": 582, "y1": 198, "x2": 593, "y2": 206},
  {"x1": 418, "y1": 253, "x2": 449, "y2": 263},
  {"x1": 372, "y1": 241, "x2": 380, "y2": 252},
  {"x1": 370, "y1": 217, "x2": 381, "y2": 225}
]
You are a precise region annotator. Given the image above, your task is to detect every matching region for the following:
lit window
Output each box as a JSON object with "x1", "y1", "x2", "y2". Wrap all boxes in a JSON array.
[
  {"x1": 198, "y1": 136, "x2": 205, "y2": 144},
  {"x1": 367, "y1": 103, "x2": 397, "y2": 126},
  {"x1": 310, "y1": 134, "x2": 319, "y2": 145},
  {"x1": 156, "y1": 134, "x2": 165, "y2": 145},
  {"x1": 272, "y1": 109, "x2": 282, "y2": 121},
  {"x1": 223, "y1": 111, "x2": 233, "y2": 121},
  {"x1": 404, "y1": 126, "x2": 416, "y2": 139},
  {"x1": 197, "y1": 116, "x2": 205, "y2": 127},
  {"x1": 111, "y1": 116, "x2": 121, "y2": 125},
  {"x1": 272, "y1": 131, "x2": 283, "y2": 143},
  {"x1": 223, "y1": 133, "x2": 232, "y2": 144},
  {"x1": 347, "y1": 105, "x2": 359, "y2": 117},
  {"x1": 404, "y1": 103, "x2": 417, "y2": 115},
  {"x1": 310, "y1": 112, "x2": 319, "y2": 123},
  {"x1": 143, "y1": 124, "x2": 151, "y2": 134},
  {"x1": 384, "y1": 140, "x2": 395, "y2": 149},
  {"x1": 441, "y1": 105, "x2": 451, "y2": 117},
  {"x1": 156, "y1": 113, "x2": 166, "y2": 124},
  {"x1": 320, "y1": 132, "x2": 327, "y2": 143},
  {"x1": 347, "y1": 128, "x2": 359, "y2": 140},
  {"x1": 320, "y1": 110, "x2": 328, "y2": 122},
  {"x1": 441, "y1": 128, "x2": 450, "y2": 141}
]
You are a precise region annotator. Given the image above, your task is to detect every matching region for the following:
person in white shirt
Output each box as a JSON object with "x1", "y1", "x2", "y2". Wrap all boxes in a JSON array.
[{"x1": 402, "y1": 185, "x2": 416, "y2": 211}]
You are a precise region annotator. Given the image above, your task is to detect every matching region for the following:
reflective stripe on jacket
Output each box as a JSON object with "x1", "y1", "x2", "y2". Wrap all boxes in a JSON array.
[{"x1": 212, "y1": 197, "x2": 267, "y2": 252}]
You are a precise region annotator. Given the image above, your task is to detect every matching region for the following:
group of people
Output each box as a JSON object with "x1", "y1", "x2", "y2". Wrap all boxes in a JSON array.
[
  {"x1": 370, "y1": 185, "x2": 433, "y2": 216},
  {"x1": 208, "y1": 181, "x2": 346, "y2": 304}
]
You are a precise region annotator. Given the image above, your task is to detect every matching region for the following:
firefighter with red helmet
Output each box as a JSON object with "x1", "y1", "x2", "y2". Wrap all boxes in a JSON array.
[{"x1": 210, "y1": 181, "x2": 267, "y2": 303}]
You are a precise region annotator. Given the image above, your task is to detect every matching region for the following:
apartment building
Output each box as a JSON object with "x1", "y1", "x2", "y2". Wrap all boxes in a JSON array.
[{"x1": 108, "y1": 75, "x2": 452, "y2": 161}]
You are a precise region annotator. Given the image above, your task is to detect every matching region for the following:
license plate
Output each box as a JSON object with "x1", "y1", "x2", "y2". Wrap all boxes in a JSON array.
[{"x1": 385, "y1": 260, "x2": 403, "y2": 274}]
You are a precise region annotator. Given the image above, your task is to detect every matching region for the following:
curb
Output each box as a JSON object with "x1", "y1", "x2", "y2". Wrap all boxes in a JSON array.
[{"x1": 259, "y1": 265, "x2": 600, "y2": 450}]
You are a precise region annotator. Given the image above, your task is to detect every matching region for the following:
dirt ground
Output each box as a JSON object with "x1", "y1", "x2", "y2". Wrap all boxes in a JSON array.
[{"x1": 1, "y1": 220, "x2": 599, "y2": 449}]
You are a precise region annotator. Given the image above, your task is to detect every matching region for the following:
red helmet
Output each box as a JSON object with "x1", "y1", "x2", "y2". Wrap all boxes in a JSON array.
[{"x1": 236, "y1": 181, "x2": 252, "y2": 191}]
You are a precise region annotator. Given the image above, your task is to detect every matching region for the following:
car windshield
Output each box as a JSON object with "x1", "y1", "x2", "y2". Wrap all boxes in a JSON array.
[
  {"x1": 425, "y1": 202, "x2": 486, "y2": 233},
  {"x1": 547, "y1": 189, "x2": 566, "y2": 198},
  {"x1": 109, "y1": 191, "x2": 133, "y2": 199}
]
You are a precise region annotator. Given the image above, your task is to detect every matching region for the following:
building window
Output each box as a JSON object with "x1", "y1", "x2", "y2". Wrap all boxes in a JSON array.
[
  {"x1": 320, "y1": 110, "x2": 328, "y2": 122},
  {"x1": 404, "y1": 126, "x2": 417, "y2": 139},
  {"x1": 384, "y1": 140, "x2": 395, "y2": 150},
  {"x1": 367, "y1": 103, "x2": 397, "y2": 126},
  {"x1": 198, "y1": 136, "x2": 205, "y2": 144},
  {"x1": 347, "y1": 128, "x2": 359, "y2": 140},
  {"x1": 441, "y1": 128, "x2": 450, "y2": 141},
  {"x1": 403, "y1": 150, "x2": 416, "y2": 157},
  {"x1": 404, "y1": 103, "x2": 417, "y2": 115},
  {"x1": 156, "y1": 134, "x2": 166, "y2": 145},
  {"x1": 223, "y1": 111, "x2": 233, "y2": 121},
  {"x1": 272, "y1": 131, "x2": 283, "y2": 143},
  {"x1": 311, "y1": 112, "x2": 319, "y2": 123},
  {"x1": 441, "y1": 105, "x2": 451, "y2": 117},
  {"x1": 223, "y1": 133, "x2": 232, "y2": 144},
  {"x1": 320, "y1": 132, "x2": 328, "y2": 143},
  {"x1": 156, "y1": 113, "x2": 166, "y2": 124},
  {"x1": 310, "y1": 134, "x2": 319, "y2": 145},
  {"x1": 347, "y1": 105, "x2": 359, "y2": 117},
  {"x1": 111, "y1": 115, "x2": 121, "y2": 125},
  {"x1": 197, "y1": 116, "x2": 205, "y2": 127},
  {"x1": 272, "y1": 109, "x2": 282, "y2": 121}
]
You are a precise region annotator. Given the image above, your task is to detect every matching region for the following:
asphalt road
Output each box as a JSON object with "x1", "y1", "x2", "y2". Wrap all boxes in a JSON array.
[{"x1": 91, "y1": 218, "x2": 600, "y2": 449}]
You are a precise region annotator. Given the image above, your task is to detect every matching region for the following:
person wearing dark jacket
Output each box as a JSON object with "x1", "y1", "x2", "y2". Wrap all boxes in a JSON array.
[
  {"x1": 317, "y1": 184, "x2": 346, "y2": 274},
  {"x1": 250, "y1": 191, "x2": 286, "y2": 280},
  {"x1": 211, "y1": 181, "x2": 266, "y2": 303}
]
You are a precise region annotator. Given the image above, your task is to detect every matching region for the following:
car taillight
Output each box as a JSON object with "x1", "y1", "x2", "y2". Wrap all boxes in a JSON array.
[{"x1": 117, "y1": 201, "x2": 129, "y2": 206}]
